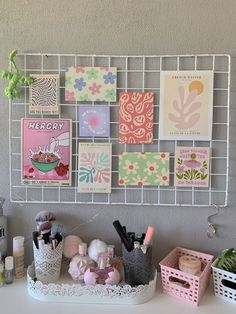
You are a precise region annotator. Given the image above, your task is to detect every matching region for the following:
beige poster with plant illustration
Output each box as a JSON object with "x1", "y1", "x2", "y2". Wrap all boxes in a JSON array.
[{"x1": 159, "y1": 71, "x2": 213, "y2": 140}]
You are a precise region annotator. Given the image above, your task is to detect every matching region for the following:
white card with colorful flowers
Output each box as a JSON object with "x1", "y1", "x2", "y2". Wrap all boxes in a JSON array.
[
  {"x1": 174, "y1": 146, "x2": 210, "y2": 188},
  {"x1": 65, "y1": 66, "x2": 117, "y2": 102}
]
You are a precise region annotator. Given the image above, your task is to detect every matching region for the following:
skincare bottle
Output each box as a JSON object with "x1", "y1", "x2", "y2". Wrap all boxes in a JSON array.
[
  {"x1": 0, "y1": 252, "x2": 4, "y2": 287},
  {"x1": 4, "y1": 256, "x2": 14, "y2": 284},
  {"x1": 13, "y1": 236, "x2": 24, "y2": 279},
  {"x1": 0, "y1": 198, "x2": 7, "y2": 258},
  {"x1": 68, "y1": 242, "x2": 96, "y2": 281}
]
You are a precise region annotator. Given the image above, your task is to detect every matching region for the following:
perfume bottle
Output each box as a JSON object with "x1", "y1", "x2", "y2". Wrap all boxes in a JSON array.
[
  {"x1": 68, "y1": 242, "x2": 96, "y2": 281},
  {"x1": 107, "y1": 244, "x2": 123, "y2": 274},
  {"x1": 84, "y1": 252, "x2": 120, "y2": 285}
]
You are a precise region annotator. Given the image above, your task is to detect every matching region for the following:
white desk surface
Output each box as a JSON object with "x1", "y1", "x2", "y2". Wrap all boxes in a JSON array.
[{"x1": 0, "y1": 274, "x2": 235, "y2": 314}]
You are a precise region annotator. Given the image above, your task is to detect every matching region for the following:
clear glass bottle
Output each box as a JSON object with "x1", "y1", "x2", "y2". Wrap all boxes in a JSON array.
[
  {"x1": 0, "y1": 198, "x2": 7, "y2": 258},
  {"x1": 68, "y1": 242, "x2": 96, "y2": 281},
  {"x1": 4, "y1": 256, "x2": 14, "y2": 284},
  {"x1": 107, "y1": 244, "x2": 123, "y2": 274},
  {"x1": 0, "y1": 252, "x2": 4, "y2": 287}
]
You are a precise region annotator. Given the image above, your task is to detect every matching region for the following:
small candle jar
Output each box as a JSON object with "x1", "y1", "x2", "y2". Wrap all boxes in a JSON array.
[{"x1": 179, "y1": 255, "x2": 201, "y2": 275}]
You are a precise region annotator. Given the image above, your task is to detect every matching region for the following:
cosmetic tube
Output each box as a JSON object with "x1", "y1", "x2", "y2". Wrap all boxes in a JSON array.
[
  {"x1": 4, "y1": 256, "x2": 14, "y2": 284},
  {"x1": 13, "y1": 236, "x2": 24, "y2": 279}
]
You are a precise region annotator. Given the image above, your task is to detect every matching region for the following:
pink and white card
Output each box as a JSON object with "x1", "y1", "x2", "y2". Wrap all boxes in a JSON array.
[
  {"x1": 78, "y1": 143, "x2": 112, "y2": 193},
  {"x1": 79, "y1": 105, "x2": 110, "y2": 137},
  {"x1": 159, "y1": 71, "x2": 214, "y2": 140},
  {"x1": 174, "y1": 146, "x2": 210, "y2": 188},
  {"x1": 119, "y1": 92, "x2": 154, "y2": 144},
  {"x1": 21, "y1": 118, "x2": 72, "y2": 185},
  {"x1": 29, "y1": 74, "x2": 60, "y2": 115}
]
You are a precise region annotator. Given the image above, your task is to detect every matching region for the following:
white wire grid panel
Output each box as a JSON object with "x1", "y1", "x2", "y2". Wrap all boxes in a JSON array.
[{"x1": 9, "y1": 53, "x2": 230, "y2": 206}]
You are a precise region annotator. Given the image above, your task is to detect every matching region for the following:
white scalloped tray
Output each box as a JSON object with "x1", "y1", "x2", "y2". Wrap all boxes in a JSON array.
[{"x1": 27, "y1": 263, "x2": 157, "y2": 305}]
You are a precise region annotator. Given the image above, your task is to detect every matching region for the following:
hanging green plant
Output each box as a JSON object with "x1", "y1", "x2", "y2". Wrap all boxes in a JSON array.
[
  {"x1": 0, "y1": 50, "x2": 33, "y2": 100},
  {"x1": 216, "y1": 248, "x2": 236, "y2": 273}
]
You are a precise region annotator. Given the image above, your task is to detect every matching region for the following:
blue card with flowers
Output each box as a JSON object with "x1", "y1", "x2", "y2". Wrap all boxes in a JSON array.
[
  {"x1": 174, "y1": 146, "x2": 210, "y2": 187},
  {"x1": 65, "y1": 66, "x2": 117, "y2": 102}
]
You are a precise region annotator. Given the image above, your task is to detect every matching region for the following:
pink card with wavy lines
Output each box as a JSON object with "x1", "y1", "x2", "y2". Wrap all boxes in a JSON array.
[
  {"x1": 119, "y1": 92, "x2": 154, "y2": 144},
  {"x1": 159, "y1": 71, "x2": 214, "y2": 140}
]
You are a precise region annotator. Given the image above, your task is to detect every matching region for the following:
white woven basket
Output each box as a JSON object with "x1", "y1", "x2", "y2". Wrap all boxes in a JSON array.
[
  {"x1": 212, "y1": 258, "x2": 236, "y2": 304},
  {"x1": 33, "y1": 240, "x2": 63, "y2": 284}
]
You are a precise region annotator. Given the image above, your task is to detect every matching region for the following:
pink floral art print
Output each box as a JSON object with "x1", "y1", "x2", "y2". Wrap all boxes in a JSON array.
[
  {"x1": 159, "y1": 71, "x2": 214, "y2": 140},
  {"x1": 21, "y1": 118, "x2": 72, "y2": 185},
  {"x1": 174, "y1": 146, "x2": 210, "y2": 187},
  {"x1": 78, "y1": 143, "x2": 112, "y2": 193},
  {"x1": 119, "y1": 92, "x2": 154, "y2": 144}
]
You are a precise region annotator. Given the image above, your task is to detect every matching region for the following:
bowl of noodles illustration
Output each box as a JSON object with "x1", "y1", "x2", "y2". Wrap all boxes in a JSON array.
[{"x1": 30, "y1": 151, "x2": 60, "y2": 173}]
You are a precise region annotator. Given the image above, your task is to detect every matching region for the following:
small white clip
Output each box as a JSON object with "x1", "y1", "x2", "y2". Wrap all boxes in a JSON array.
[{"x1": 207, "y1": 205, "x2": 220, "y2": 238}]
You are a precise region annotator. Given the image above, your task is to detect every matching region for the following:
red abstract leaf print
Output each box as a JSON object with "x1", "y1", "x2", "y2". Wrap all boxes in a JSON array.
[{"x1": 119, "y1": 92, "x2": 154, "y2": 144}]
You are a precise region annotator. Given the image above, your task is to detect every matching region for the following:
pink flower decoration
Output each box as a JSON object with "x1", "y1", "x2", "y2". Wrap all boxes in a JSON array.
[
  {"x1": 75, "y1": 66, "x2": 85, "y2": 73},
  {"x1": 65, "y1": 90, "x2": 75, "y2": 101},
  {"x1": 89, "y1": 83, "x2": 101, "y2": 95}
]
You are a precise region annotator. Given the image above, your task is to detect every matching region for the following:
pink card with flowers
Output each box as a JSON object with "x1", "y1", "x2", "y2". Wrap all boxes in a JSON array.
[
  {"x1": 119, "y1": 92, "x2": 154, "y2": 144},
  {"x1": 65, "y1": 66, "x2": 117, "y2": 102},
  {"x1": 78, "y1": 143, "x2": 112, "y2": 193},
  {"x1": 174, "y1": 146, "x2": 210, "y2": 187},
  {"x1": 159, "y1": 71, "x2": 213, "y2": 140},
  {"x1": 21, "y1": 118, "x2": 72, "y2": 185}
]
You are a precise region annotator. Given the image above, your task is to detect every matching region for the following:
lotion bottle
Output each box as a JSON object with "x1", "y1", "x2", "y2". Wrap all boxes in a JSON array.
[{"x1": 13, "y1": 236, "x2": 24, "y2": 279}]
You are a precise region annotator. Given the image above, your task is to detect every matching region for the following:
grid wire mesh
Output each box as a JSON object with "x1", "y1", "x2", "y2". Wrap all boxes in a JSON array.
[{"x1": 9, "y1": 53, "x2": 230, "y2": 206}]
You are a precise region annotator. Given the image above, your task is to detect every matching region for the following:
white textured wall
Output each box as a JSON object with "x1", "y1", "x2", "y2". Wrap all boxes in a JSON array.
[{"x1": 0, "y1": 0, "x2": 236, "y2": 265}]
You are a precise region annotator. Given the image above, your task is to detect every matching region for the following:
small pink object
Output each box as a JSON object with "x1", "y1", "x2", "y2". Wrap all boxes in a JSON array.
[
  {"x1": 143, "y1": 225, "x2": 155, "y2": 245},
  {"x1": 84, "y1": 268, "x2": 99, "y2": 285},
  {"x1": 105, "y1": 268, "x2": 120, "y2": 285}
]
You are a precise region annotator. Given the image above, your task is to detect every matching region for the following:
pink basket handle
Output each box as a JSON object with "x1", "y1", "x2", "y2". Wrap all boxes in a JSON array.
[{"x1": 168, "y1": 276, "x2": 191, "y2": 290}]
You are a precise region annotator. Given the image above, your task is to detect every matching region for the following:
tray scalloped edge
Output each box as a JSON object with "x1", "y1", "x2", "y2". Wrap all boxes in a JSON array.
[{"x1": 27, "y1": 263, "x2": 157, "y2": 305}]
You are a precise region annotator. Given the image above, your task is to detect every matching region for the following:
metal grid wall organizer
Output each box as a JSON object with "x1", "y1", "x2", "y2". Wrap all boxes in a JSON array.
[{"x1": 9, "y1": 53, "x2": 230, "y2": 206}]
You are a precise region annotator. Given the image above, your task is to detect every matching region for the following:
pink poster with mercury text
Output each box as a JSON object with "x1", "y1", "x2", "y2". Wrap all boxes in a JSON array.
[{"x1": 21, "y1": 118, "x2": 72, "y2": 185}]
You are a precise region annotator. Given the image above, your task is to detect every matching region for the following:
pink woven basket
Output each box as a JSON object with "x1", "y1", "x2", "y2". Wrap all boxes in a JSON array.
[{"x1": 159, "y1": 247, "x2": 214, "y2": 306}]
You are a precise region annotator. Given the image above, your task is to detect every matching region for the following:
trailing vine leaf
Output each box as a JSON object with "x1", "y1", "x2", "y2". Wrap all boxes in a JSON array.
[{"x1": 202, "y1": 160, "x2": 208, "y2": 169}]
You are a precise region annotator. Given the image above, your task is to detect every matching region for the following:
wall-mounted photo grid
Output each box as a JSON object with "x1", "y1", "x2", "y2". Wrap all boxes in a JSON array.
[{"x1": 10, "y1": 53, "x2": 230, "y2": 206}]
